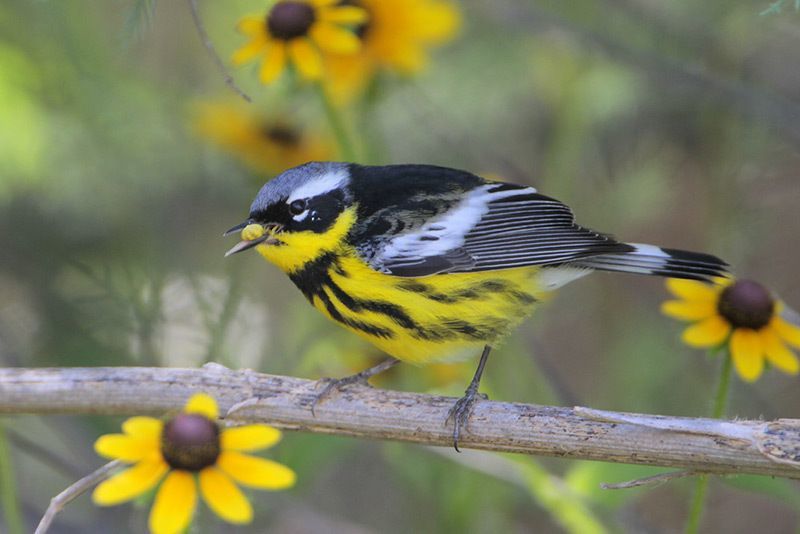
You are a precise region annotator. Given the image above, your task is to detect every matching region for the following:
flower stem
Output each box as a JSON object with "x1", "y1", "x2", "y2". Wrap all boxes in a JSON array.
[
  {"x1": 685, "y1": 352, "x2": 733, "y2": 534},
  {"x1": 0, "y1": 422, "x2": 25, "y2": 534},
  {"x1": 359, "y1": 74, "x2": 388, "y2": 165},
  {"x1": 316, "y1": 83, "x2": 357, "y2": 161},
  {"x1": 710, "y1": 351, "x2": 733, "y2": 419}
]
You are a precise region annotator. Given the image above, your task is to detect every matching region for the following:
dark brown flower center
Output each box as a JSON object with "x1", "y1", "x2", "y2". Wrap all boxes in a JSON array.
[
  {"x1": 262, "y1": 124, "x2": 301, "y2": 147},
  {"x1": 267, "y1": 2, "x2": 316, "y2": 40},
  {"x1": 161, "y1": 414, "x2": 220, "y2": 471},
  {"x1": 717, "y1": 279, "x2": 774, "y2": 330}
]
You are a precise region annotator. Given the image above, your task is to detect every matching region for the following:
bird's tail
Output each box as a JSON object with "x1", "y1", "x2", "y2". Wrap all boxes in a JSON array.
[{"x1": 574, "y1": 243, "x2": 729, "y2": 282}]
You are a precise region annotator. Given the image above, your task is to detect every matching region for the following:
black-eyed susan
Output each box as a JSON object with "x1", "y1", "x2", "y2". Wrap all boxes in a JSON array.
[
  {"x1": 325, "y1": 0, "x2": 461, "y2": 103},
  {"x1": 193, "y1": 101, "x2": 334, "y2": 175},
  {"x1": 92, "y1": 393, "x2": 295, "y2": 534},
  {"x1": 232, "y1": 0, "x2": 368, "y2": 84},
  {"x1": 663, "y1": 278, "x2": 800, "y2": 381}
]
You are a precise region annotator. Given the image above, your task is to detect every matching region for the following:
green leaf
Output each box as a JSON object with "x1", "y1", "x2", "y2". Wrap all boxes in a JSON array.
[{"x1": 510, "y1": 456, "x2": 609, "y2": 534}]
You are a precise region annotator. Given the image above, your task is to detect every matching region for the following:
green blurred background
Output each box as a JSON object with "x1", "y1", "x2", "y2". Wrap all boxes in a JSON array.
[{"x1": 2, "y1": 0, "x2": 800, "y2": 532}]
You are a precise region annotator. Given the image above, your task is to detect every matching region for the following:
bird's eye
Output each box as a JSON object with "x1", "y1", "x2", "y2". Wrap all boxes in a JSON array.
[{"x1": 289, "y1": 199, "x2": 307, "y2": 215}]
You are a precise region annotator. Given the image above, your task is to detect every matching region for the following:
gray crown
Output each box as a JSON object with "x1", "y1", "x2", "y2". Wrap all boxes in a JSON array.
[{"x1": 249, "y1": 161, "x2": 349, "y2": 214}]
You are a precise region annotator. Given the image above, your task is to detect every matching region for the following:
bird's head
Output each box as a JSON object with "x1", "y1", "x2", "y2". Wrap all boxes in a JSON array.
[{"x1": 225, "y1": 162, "x2": 356, "y2": 273}]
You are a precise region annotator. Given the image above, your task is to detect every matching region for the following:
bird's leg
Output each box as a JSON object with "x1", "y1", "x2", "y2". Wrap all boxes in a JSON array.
[
  {"x1": 311, "y1": 357, "x2": 400, "y2": 415},
  {"x1": 446, "y1": 345, "x2": 492, "y2": 452}
]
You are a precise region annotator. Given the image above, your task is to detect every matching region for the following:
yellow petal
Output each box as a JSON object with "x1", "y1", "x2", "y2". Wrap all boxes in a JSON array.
[
  {"x1": 665, "y1": 278, "x2": 719, "y2": 302},
  {"x1": 199, "y1": 467, "x2": 253, "y2": 524},
  {"x1": 389, "y1": 42, "x2": 427, "y2": 74},
  {"x1": 681, "y1": 315, "x2": 731, "y2": 348},
  {"x1": 122, "y1": 416, "x2": 163, "y2": 440},
  {"x1": 311, "y1": 23, "x2": 361, "y2": 54},
  {"x1": 237, "y1": 15, "x2": 266, "y2": 37},
  {"x1": 94, "y1": 434, "x2": 158, "y2": 463},
  {"x1": 217, "y1": 451, "x2": 296, "y2": 490},
  {"x1": 761, "y1": 328, "x2": 800, "y2": 375},
  {"x1": 232, "y1": 38, "x2": 268, "y2": 66},
  {"x1": 92, "y1": 460, "x2": 168, "y2": 506},
  {"x1": 730, "y1": 329, "x2": 764, "y2": 382},
  {"x1": 288, "y1": 39, "x2": 323, "y2": 80},
  {"x1": 185, "y1": 393, "x2": 219, "y2": 420},
  {"x1": 221, "y1": 425, "x2": 282, "y2": 452},
  {"x1": 149, "y1": 471, "x2": 197, "y2": 534},
  {"x1": 260, "y1": 43, "x2": 287, "y2": 84},
  {"x1": 312, "y1": 0, "x2": 338, "y2": 7},
  {"x1": 661, "y1": 299, "x2": 717, "y2": 321},
  {"x1": 320, "y1": 6, "x2": 368, "y2": 25},
  {"x1": 772, "y1": 315, "x2": 800, "y2": 349},
  {"x1": 416, "y1": 3, "x2": 461, "y2": 43}
]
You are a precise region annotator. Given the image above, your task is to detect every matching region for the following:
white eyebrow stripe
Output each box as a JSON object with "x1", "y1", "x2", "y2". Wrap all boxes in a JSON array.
[{"x1": 287, "y1": 169, "x2": 349, "y2": 202}]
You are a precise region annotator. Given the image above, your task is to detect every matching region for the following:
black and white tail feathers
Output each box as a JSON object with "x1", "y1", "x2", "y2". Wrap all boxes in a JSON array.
[{"x1": 574, "y1": 243, "x2": 728, "y2": 282}]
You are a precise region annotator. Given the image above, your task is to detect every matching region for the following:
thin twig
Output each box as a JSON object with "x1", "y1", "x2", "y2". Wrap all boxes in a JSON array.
[
  {"x1": 187, "y1": 0, "x2": 252, "y2": 102},
  {"x1": 2, "y1": 366, "x2": 800, "y2": 479},
  {"x1": 601, "y1": 470, "x2": 697, "y2": 490},
  {"x1": 34, "y1": 460, "x2": 123, "y2": 534}
]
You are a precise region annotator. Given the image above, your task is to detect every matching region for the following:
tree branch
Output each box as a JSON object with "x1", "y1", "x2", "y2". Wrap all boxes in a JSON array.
[{"x1": 1, "y1": 366, "x2": 799, "y2": 479}]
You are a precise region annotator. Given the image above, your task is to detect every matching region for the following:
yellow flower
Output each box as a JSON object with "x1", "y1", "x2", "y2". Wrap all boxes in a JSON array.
[
  {"x1": 92, "y1": 393, "x2": 295, "y2": 534},
  {"x1": 192, "y1": 101, "x2": 334, "y2": 176},
  {"x1": 233, "y1": 0, "x2": 368, "y2": 84},
  {"x1": 325, "y1": 0, "x2": 461, "y2": 103},
  {"x1": 662, "y1": 278, "x2": 800, "y2": 382}
]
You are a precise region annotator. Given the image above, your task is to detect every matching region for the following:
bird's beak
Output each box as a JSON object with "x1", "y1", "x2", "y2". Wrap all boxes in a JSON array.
[
  {"x1": 224, "y1": 222, "x2": 281, "y2": 257},
  {"x1": 223, "y1": 222, "x2": 248, "y2": 237},
  {"x1": 224, "y1": 234, "x2": 273, "y2": 257}
]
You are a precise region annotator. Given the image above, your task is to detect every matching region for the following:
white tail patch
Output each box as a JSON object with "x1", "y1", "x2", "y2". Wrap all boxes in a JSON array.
[{"x1": 628, "y1": 243, "x2": 670, "y2": 258}]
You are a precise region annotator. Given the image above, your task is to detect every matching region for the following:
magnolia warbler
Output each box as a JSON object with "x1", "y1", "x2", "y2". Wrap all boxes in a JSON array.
[{"x1": 225, "y1": 162, "x2": 728, "y2": 449}]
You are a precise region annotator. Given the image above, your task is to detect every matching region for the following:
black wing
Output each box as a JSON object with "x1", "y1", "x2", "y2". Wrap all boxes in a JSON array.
[{"x1": 370, "y1": 180, "x2": 632, "y2": 277}]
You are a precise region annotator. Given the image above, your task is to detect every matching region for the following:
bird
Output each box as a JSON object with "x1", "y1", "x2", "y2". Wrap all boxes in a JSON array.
[{"x1": 225, "y1": 161, "x2": 728, "y2": 450}]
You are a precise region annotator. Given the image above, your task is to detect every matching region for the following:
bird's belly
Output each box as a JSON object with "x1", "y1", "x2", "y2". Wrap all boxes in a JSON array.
[{"x1": 297, "y1": 255, "x2": 547, "y2": 365}]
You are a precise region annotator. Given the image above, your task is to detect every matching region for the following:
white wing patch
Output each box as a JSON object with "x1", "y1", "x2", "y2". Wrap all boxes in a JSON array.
[
  {"x1": 287, "y1": 168, "x2": 349, "y2": 203},
  {"x1": 374, "y1": 184, "x2": 535, "y2": 271}
]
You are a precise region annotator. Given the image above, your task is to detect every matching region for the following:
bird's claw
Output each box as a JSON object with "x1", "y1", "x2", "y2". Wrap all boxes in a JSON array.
[
  {"x1": 309, "y1": 358, "x2": 399, "y2": 416},
  {"x1": 445, "y1": 390, "x2": 488, "y2": 452},
  {"x1": 310, "y1": 374, "x2": 372, "y2": 416}
]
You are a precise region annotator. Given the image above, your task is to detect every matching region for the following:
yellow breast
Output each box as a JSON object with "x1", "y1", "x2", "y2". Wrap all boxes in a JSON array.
[
  {"x1": 254, "y1": 207, "x2": 548, "y2": 364},
  {"x1": 317, "y1": 255, "x2": 545, "y2": 363}
]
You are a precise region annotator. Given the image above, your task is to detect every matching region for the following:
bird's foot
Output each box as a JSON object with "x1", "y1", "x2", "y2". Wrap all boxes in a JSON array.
[
  {"x1": 310, "y1": 358, "x2": 399, "y2": 416},
  {"x1": 445, "y1": 388, "x2": 488, "y2": 452}
]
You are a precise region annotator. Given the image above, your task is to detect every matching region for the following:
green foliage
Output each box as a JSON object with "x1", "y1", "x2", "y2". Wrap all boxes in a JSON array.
[
  {"x1": 123, "y1": 0, "x2": 158, "y2": 43},
  {"x1": 0, "y1": 423, "x2": 25, "y2": 534},
  {"x1": 761, "y1": 0, "x2": 800, "y2": 16}
]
